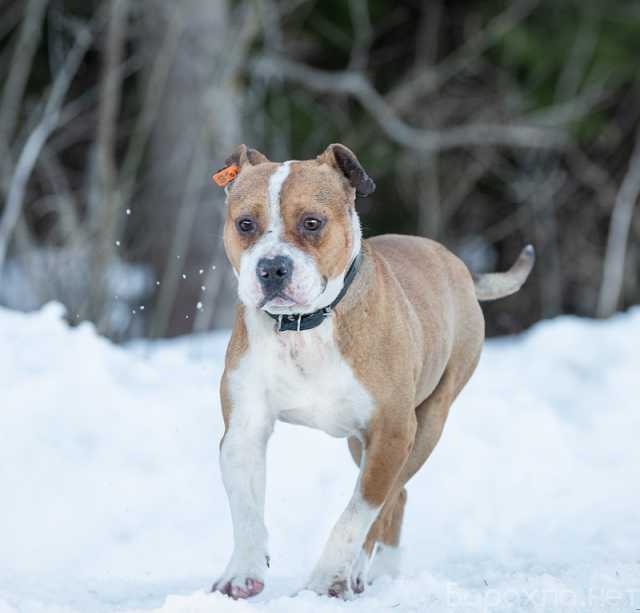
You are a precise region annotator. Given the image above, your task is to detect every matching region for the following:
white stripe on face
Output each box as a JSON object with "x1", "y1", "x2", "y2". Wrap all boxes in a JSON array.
[
  {"x1": 237, "y1": 162, "x2": 301, "y2": 309},
  {"x1": 266, "y1": 162, "x2": 292, "y2": 237}
]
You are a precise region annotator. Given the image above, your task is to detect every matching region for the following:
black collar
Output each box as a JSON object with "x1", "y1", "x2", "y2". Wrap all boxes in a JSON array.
[{"x1": 264, "y1": 251, "x2": 363, "y2": 332}]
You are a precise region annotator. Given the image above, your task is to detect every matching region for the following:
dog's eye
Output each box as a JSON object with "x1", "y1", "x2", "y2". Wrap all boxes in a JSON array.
[
  {"x1": 236, "y1": 217, "x2": 256, "y2": 234},
  {"x1": 302, "y1": 217, "x2": 324, "y2": 232}
]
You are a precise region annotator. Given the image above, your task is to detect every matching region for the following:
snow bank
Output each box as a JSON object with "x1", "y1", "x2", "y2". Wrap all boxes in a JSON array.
[{"x1": 1, "y1": 303, "x2": 639, "y2": 613}]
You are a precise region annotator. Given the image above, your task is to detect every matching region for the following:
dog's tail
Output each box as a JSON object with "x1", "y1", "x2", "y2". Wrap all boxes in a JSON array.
[{"x1": 472, "y1": 245, "x2": 535, "y2": 301}]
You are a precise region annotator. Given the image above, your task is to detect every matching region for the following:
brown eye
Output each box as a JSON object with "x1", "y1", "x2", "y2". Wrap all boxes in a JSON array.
[
  {"x1": 303, "y1": 217, "x2": 324, "y2": 232},
  {"x1": 236, "y1": 217, "x2": 256, "y2": 234}
]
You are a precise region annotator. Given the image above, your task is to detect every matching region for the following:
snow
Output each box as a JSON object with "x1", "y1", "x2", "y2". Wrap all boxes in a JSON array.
[{"x1": 1, "y1": 303, "x2": 639, "y2": 613}]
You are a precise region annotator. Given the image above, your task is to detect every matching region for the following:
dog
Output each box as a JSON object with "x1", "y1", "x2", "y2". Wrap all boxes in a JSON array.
[{"x1": 210, "y1": 143, "x2": 534, "y2": 600}]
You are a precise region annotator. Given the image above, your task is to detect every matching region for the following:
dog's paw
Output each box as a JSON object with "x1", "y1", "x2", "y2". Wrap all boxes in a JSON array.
[
  {"x1": 307, "y1": 574, "x2": 355, "y2": 600},
  {"x1": 212, "y1": 575, "x2": 264, "y2": 599},
  {"x1": 327, "y1": 578, "x2": 353, "y2": 599},
  {"x1": 211, "y1": 555, "x2": 268, "y2": 600},
  {"x1": 211, "y1": 577, "x2": 264, "y2": 600}
]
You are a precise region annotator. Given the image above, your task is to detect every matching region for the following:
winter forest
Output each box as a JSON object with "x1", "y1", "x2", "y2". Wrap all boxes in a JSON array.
[{"x1": 1, "y1": 0, "x2": 639, "y2": 339}]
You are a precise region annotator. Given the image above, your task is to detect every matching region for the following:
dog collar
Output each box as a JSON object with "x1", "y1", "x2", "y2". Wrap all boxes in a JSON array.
[{"x1": 264, "y1": 251, "x2": 363, "y2": 332}]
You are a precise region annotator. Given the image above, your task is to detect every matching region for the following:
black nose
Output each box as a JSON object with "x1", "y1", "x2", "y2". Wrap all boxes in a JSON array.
[{"x1": 256, "y1": 256, "x2": 293, "y2": 294}]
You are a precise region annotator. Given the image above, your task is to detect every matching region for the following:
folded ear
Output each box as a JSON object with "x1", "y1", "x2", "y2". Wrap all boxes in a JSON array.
[
  {"x1": 318, "y1": 143, "x2": 376, "y2": 197},
  {"x1": 225, "y1": 144, "x2": 270, "y2": 168},
  {"x1": 213, "y1": 145, "x2": 270, "y2": 187}
]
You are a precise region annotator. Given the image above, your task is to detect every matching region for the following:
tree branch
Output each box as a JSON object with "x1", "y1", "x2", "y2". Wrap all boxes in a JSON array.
[
  {"x1": 388, "y1": 0, "x2": 540, "y2": 111},
  {"x1": 0, "y1": 0, "x2": 49, "y2": 147},
  {"x1": 347, "y1": 0, "x2": 373, "y2": 71},
  {"x1": 0, "y1": 25, "x2": 92, "y2": 272},
  {"x1": 251, "y1": 55, "x2": 565, "y2": 151}
]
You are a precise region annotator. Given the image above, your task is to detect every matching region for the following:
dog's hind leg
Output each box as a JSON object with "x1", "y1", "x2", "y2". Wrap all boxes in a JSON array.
[
  {"x1": 350, "y1": 486, "x2": 406, "y2": 592},
  {"x1": 347, "y1": 436, "x2": 407, "y2": 591},
  {"x1": 307, "y1": 409, "x2": 416, "y2": 599},
  {"x1": 349, "y1": 364, "x2": 476, "y2": 591}
]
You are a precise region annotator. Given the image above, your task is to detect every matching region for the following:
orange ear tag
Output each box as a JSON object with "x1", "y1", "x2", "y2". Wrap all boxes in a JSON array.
[{"x1": 212, "y1": 164, "x2": 240, "y2": 187}]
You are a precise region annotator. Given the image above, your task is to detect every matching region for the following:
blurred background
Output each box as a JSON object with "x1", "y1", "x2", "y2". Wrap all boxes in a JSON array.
[{"x1": 0, "y1": 0, "x2": 638, "y2": 340}]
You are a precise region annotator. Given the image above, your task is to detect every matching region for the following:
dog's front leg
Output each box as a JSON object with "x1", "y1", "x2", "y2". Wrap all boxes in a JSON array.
[
  {"x1": 212, "y1": 404, "x2": 274, "y2": 599},
  {"x1": 306, "y1": 415, "x2": 416, "y2": 599}
]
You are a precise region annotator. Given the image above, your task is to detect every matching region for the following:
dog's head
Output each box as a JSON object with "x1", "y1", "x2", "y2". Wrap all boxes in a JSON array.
[{"x1": 217, "y1": 144, "x2": 375, "y2": 314}]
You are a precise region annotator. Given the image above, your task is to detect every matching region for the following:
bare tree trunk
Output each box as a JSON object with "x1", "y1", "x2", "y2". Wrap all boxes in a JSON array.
[
  {"x1": 532, "y1": 180, "x2": 563, "y2": 317},
  {"x1": 144, "y1": 0, "x2": 253, "y2": 337},
  {"x1": 412, "y1": 3, "x2": 441, "y2": 239},
  {"x1": 150, "y1": 147, "x2": 208, "y2": 337},
  {"x1": 597, "y1": 126, "x2": 640, "y2": 317},
  {"x1": 88, "y1": 0, "x2": 128, "y2": 331},
  {"x1": 416, "y1": 153, "x2": 440, "y2": 238}
]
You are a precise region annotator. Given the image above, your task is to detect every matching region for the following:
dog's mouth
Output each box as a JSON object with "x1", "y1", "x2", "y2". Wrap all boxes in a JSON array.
[
  {"x1": 258, "y1": 276, "x2": 331, "y2": 314},
  {"x1": 258, "y1": 291, "x2": 298, "y2": 310}
]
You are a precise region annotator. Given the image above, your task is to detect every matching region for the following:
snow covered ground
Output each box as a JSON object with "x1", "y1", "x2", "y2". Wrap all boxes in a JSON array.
[{"x1": 1, "y1": 303, "x2": 639, "y2": 613}]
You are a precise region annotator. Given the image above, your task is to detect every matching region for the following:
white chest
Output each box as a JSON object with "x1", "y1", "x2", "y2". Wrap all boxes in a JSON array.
[{"x1": 229, "y1": 313, "x2": 373, "y2": 438}]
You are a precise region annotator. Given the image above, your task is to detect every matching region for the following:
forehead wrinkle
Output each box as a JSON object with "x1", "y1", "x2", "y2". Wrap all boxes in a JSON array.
[
  {"x1": 313, "y1": 188, "x2": 332, "y2": 204},
  {"x1": 280, "y1": 162, "x2": 349, "y2": 209}
]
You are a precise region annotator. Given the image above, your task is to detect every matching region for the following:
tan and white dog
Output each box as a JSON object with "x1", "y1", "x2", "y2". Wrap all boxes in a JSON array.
[{"x1": 211, "y1": 144, "x2": 534, "y2": 600}]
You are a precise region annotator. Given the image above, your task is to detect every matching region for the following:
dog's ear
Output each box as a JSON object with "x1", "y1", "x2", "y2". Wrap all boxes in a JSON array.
[
  {"x1": 318, "y1": 143, "x2": 376, "y2": 197},
  {"x1": 213, "y1": 145, "x2": 270, "y2": 188},
  {"x1": 225, "y1": 144, "x2": 270, "y2": 168}
]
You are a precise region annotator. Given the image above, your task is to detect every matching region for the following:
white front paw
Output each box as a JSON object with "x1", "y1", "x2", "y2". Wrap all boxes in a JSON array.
[{"x1": 212, "y1": 552, "x2": 269, "y2": 600}]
